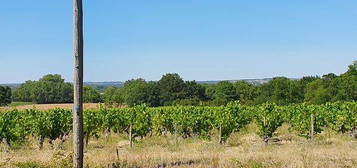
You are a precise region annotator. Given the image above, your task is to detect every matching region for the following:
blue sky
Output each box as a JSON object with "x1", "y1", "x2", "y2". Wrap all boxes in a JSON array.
[{"x1": 1, "y1": 0, "x2": 356, "y2": 83}]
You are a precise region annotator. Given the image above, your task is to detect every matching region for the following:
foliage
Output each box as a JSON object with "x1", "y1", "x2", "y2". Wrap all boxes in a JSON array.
[
  {"x1": 121, "y1": 79, "x2": 151, "y2": 107},
  {"x1": 157, "y1": 73, "x2": 186, "y2": 105},
  {"x1": 103, "y1": 73, "x2": 208, "y2": 107},
  {"x1": 12, "y1": 80, "x2": 35, "y2": 102},
  {"x1": 83, "y1": 86, "x2": 102, "y2": 103},
  {"x1": 12, "y1": 74, "x2": 72, "y2": 104},
  {"x1": 254, "y1": 103, "x2": 284, "y2": 138},
  {"x1": 211, "y1": 81, "x2": 237, "y2": 105},
  {"x1": 214, "y1": 101, "x2": 252, "y2": 141},
  {"x1": 84, "y1": 109, "x2": 103, "y2": 144},
  {"x1": 255, "y1": 77, "x2": 301, "y2": 105},
  {"x1": 9, "y1": 60, "x2": 357, "y2": 107},
  {"x1": 103, "y1": 86, "x2": 123, "y2": 105},
  {"x1": 182, "y1": 81, "x2": 206, "y2": 101},
  {"x1": 234, "y1": 81, "x2": 258, "y2": 105},
  {"x1": 0, "y1": 102, "x2": 356, "y2": 146},
  {"x1": 0, "y1": 86, "x2": 11, "y2": 106},
  {"x1": 0, "y1": 109, "x2": 27, "y2": 146}
]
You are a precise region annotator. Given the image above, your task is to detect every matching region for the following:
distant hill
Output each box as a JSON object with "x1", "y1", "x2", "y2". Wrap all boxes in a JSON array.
[
  {"x1": 0, "y1": 83, "x2": 21, "y2": 90},
  {"x1": 0, "y1": 82, "x2": 124, "y2": 93},
  {"x1": 197, "y1": 78, "x2": 275, "y2": 85},
  {"x1": 82, "y1": 78, "x2": 276, "y2": 88},
  {"x1": 84, "y1": 81, "x2": 124, "y2": 87},
  {"x1": 84, "y1": 81, "x2": 123, "y2": 92}
]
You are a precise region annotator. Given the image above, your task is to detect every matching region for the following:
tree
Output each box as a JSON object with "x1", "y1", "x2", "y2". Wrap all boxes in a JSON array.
[
  {"x1": 103, "y1": 87, "x2": 116, "y2": 105},
  {"x1": 0, "y1": 86, "x2": 11, "y2": 106},
  {"x1": 103, "y1": 87, "x2": 125, "y2": 106},
  {"x1": 83, "y1": 86, "x2": 102, "y2": 103},
  {"x1": 182, "y1": 81, "x2": 206, "y2": 100},
  {"x1": 33, "y1": 75, "x2": 73, "y2": 103},
  {"x1": 322, "y1": 73, "x2": 338, "y2": 80},
  {"x1": 12, "y1": 75, "x2": 73, "y2": 104},
  {"x1": 295, "y1": 76, "x2": 319, "y2": 102},
  {"x1": 255, "y1": 77, "x2": 299, "y2": 105},
  {"x1": 345, "y1": 60, "x2": 357, "y2": 76},
  {"x1": 145, "y1": 82, "x2": 160, "y2": 107},
  {"x1": 234, "y1": 81, "x2": 257, "y2": 105},
  {"x1": 304, "y1": 79, "x2": 331, "y2": 104},
  {"x1": 158, "y1": 73, "x2": 186, "y2": 105},
  {"x1": 40, "y1": 74, "x2": 64, "y2": 83},
  {"x1": 333, "y1": 75, "x2": 357, "y2": 101},
  {"x1": 204, "y1": 84, "x2": 217, "y2": 101},
  {"x1": 12, "y1": 80, "x2": 35, "y2": 102},
  {"x1": 103, "y1": 81, "x2": 160, "y2": 107},
  {"x1": 332, "y1": 61, "x2": 357, "y2": 102},
  {"x1": 212, "y1": 81, "x2": 237, "y2": 105},
  {"x1": 121, "y1": 79, "x2": 150, "y2": 106}
]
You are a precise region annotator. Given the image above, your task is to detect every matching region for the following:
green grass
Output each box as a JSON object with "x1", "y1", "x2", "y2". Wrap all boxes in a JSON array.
[{"x1": 8, "y1": 101, "x2": 34, "y2": 107}]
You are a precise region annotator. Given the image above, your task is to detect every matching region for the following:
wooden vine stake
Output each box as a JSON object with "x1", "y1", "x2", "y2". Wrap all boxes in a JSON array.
[
  {"x1": 174, "y1": 124, "x2": 178, "y2": 145},
  {"x1": 116, "y1": 148, "x2": 119, "y2": 160},
  {"x1": 310, "y1": 114, "x2": 314, "y2": 140},
  {"x1": 218, "y1": 123, "x2": 222, "y2": 144},
  {"x1": 129, "y1": 123, "x2": 133, "y2": 148}
]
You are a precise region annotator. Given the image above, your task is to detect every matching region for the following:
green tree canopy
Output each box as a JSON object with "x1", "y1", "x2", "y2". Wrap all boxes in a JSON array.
[
  {"x1": 182, "y1": 81, "x2": 206, "y2": 100},
  {"x1": 0, "y1": 86, "x2": 12, "y2": 106},
  {"x1": 211, "y1": 81, "x2": 237, "y2": 105},
  {"x1": 12, "y1": 74, "x2": 73, "y2": 104},
  {"x1": 304, "y1": 79, "x2": 331, "y2": 104},
  {"x1": 255, "y1": 77, "x2": 300, "y2": 105},
  {"x1": 145, "y1": 81, "x2": 160, "y2": 107},
  {"x1": 234, "y1": 81, "x2": 257, "y2": 105},
  {"x1": 158, "y1": 73, "x2": 186, "y2": 105},
  {"x1": 103, "y1": 87, "x2": 116, "y2": 105},
  {"x1": 121, "y1": 78, "x2": 151, "y2": 107},
  {"x1": 345, "y1": 60, "x2": 357, "y2": 76},
  {"x1": 12, "y1": 80, "x2": 35, "y2": 102},
  {"x1": 83, "y1": 86, "x2": 102, "y2": 103}
]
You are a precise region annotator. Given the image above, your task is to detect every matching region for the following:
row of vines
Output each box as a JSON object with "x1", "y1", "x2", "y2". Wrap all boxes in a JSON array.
[{"x1": 0, "y1": 101, "x2": 356, "y2": 147}]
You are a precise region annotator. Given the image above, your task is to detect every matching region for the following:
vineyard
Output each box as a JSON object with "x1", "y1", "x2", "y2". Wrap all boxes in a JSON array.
[{"x1": 1, "y1": 101, "x2": 356, "y2": 148}]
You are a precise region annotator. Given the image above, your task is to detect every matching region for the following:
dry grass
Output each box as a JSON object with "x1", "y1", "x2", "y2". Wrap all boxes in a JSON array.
[
  {"x1": 1, "y1": 103, "x2": 128, "y2": 111},
  {"x1": 1, "y1": 124, "x2": 357, "y2": 168},
  {"x1": 1, "y1": 103, "x2": 101, "y2": 111}
]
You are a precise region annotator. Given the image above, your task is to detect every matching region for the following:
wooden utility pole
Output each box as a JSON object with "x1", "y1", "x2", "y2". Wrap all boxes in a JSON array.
[{"x1": 73, "y1": 0, "x2": 84, "y2": 167}]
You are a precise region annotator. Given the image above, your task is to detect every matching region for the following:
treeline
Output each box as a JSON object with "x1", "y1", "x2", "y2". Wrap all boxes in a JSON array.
[
  {"x1": 8, "y1": 60, "x2": 357, "y2": 106},
  {"x1": 12, "y1": 74, "x2": 73, "y2": 104},
  {"x1": 12, "y1": 74, "x2": 102, "y2": 104},
  {"x1": 103, "y1": 73, "x2": 206, "y2": 107},
  {"x1": 104, "y1": 61, "x2": 356, "y2": 106}
]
